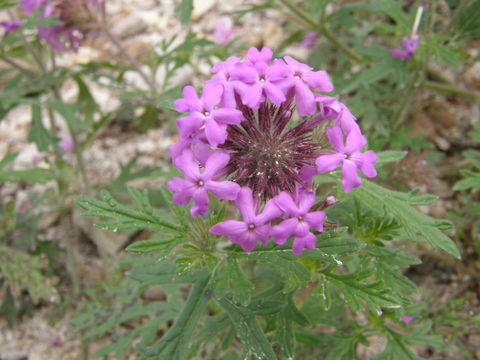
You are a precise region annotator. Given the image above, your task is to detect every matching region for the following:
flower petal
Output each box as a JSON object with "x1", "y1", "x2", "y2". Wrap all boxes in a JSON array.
[
  {"x1": 305, "y1": 211, "x2": 325, "y2": 232},
  {"x1": 344, "y1": 129, "x2": 366, "y2": 154},
  {"x1": 273, "y1": 192, "x2": 300, "y2": 217},
  {"x1": 202, "y1": 83, "x2": 223, "y2": 110},
  {"x1": 203, "y1": 150, "x2": 231, "y2": 179},
  {"x1": 316, "y1": 153, "x2": 343, "y2": 173},
  {"x1": 359, "y1": 150, "x2": 378, "y2": 178},
  {"x1": 213, "y1": 108, "x2": 243, "y2": 124},
  {"x1": 303, "y1": 70, "x2": 334, "y2": 92},
  {"x1": 270, "y1": 218, "x2": 298, "y2": 245},
  {"x1": 176, "y1": 150, "x2": 201, "y2": 179},
  {"x1": 204, "y1": 118, "x2": 227, "y2": 147},
  {"x1": 292, "y1": 233, "x2": 317, "y2": 255},
  {"x1": 242, "y1": 83, "x2": 263, "y2": 109},
  {"x1": 235, "y1": 187, "x2": 256, "y2": 223},
  {"x1": 342, "y1": 159, "x2": 361, "y2": 193},
  {"x1": 326, "y1": 126, "x2": 345, "y2": 152},
  {"x1": 210, "y1": 220, "x2": 247, "y2": 237},
  {"x1": 295, "y1": 82, "x2": 316, "y2": 116},
  {"x1": 264, "y1": 82, "x2": 286, "y2": 106},
  {"x1": 205, "y1": 180, "x2": 240, "y2": 200}
]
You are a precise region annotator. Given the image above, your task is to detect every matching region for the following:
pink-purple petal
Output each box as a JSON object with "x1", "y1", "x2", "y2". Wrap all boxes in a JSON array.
[
  {"x1": 326, "y1": 126, "x2": 345, "y2": 152},
  {"x1": 205, "y1": 180, "x2": 240, "y2": 200},
  {"x1": 273, "y1": 192, "x2": 300, "y2": 217},
  {"x1": 316, "y1": 153, "x2": 344, "y2": 173},
  {"x1": 342, "y1": 159, "x2": 362, "y2": 193},
  {"x1": 271, "y1": 218, "x2": 298, "y2": 245},
  {"x1": 305, "y1": 211, "x2": 325, "y2": 232},
  {"x1": 210, "y1": 220, "x2": 247, "y2": 237},
  {"x1": 303, "y1": 70, "x2": 334, "y2": 92},
  {"x1": 213, "y1": 108, "x2": 243, "y2": 124}
]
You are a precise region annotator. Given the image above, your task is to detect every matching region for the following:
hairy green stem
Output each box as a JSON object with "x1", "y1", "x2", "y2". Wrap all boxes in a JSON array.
[
  {"x1": 0, "y1": 56, "x2": 35, "y2": 76},
  {"x1": 95, "y1": 18, "x2": 157, "y2": 94},
  {"x1": 423, "y1": 80, "x2": 480, "y2": 101}
]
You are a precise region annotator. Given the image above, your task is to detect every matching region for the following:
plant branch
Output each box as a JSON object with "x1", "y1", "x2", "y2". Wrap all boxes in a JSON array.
[
  {"x1": 0, "y1": 56, "x2": 35, "y2": 76},
  {"x1": 423, "y1": 80, "x2": 480, "y2": 101},
  {"x1": 94, "y1": 18, "x2": 157, "y2": 94},
  {"x1": 277, "y1": 0, "x2": 366, "y2": 64}
]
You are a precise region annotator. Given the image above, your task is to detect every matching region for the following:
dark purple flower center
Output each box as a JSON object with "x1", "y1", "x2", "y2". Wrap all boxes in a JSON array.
[
  {"x1": 248, "y1": 223, "x2": 255, "y2": 230},
  {"x1": 220, "y1": 96, "x2": 322, "y2": 201},
  {"x1": 197, "y1": 180, "x2": 205, "y2": 187}
]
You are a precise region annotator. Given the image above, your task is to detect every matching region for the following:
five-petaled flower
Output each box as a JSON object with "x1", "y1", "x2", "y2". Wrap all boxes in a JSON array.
[
  {"x1": 167, "y1": 150, "x2": 240, "y2": 216},
  {"x1": 316, "y1": 126, "x2": 377, "y2": 193},
  {"x1": 210, "y1": 187, "x2": 281, "y2": 251}
]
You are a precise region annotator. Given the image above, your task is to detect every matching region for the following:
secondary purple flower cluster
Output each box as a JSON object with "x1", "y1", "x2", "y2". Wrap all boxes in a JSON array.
[
  {"x1": 167, "y1": 47, "x2": 377, "y2": 255},
  {"x1": 1, "y1": 0, "x2": 102, "y2": 51}
]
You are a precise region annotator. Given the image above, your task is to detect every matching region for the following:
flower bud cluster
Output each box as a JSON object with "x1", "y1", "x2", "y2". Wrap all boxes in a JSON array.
[{"x1": 168, "y1": 47, "x2": 377, "y2": 255}]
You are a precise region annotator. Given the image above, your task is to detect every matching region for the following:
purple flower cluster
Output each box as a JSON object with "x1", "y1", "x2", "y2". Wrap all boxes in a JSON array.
[
  {"x1": 1, "y1": 0, "x2": 102, "y2": 51},
  {"x1": 168, "y1": 47, "x2": 377, "y2": 255}
]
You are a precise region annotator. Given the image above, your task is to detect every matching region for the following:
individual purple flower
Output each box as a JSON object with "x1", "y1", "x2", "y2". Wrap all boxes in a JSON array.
[
  {"x1": 300, "y1": 31, "x2": 318, "y2": 48},
  {"x1": 208, "y1": 56, "x2": 241, "y2": 108},
  {"x1": 390, "y1": 35, "x2": 419, "y2": 61},
  {"x1": 230, "y1": 59, "x2": 289, "y2": 108},
  {"x1": 174, "y1": 84, "x2": 243, "y2": 147},
  {"x1": 270, "y1": 191, "x2": 325, "y2": 255},
  {"x1": 213, "y1": 20, "x2": 234, "y2": 46},
  {"x1": 280, "y1": 56, "x2": 333, "y2": 116},
  {"x1": 0, "y1": 20, "x2": 22, "y2": 36},
  {"x1": 58, "y1": 136, "x2": 74, "y2": 152},
  {"x1": 316, "y1": 126, "x2": 377, "y2": 193},
  {"x1": 167, "y1": 150, "x2": 240, "y2": 216},
  {"x1": 210, "y1": 187, "x2": 281, "y2": 251},
  {"x1": 314, "y1": 95, "x2": 361, "y2": 134},
  {"x1": 245, "y1": 46, "x2": 273, "y2": 65},
  {"x1": 401, "y1": 315, "x2": 413, "y2": 323}
]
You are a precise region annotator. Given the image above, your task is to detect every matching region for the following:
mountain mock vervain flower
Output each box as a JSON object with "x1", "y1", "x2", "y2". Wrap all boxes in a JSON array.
[
  {"x1": 168, "y1": 46, "x2": 377, "y2": 254},
  {"x1": 8, "y1": 0, "x2": 104, "y2": 51}
]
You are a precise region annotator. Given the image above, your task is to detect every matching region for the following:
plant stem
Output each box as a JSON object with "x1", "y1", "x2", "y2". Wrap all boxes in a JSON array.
[
  {"x1": 95, "y1": 18, "x2": 157, "y2": 94},
  {"x1": 277, "y1": 0, "x2": 366, "y2": 64},
  {"x1": 423, "y1": 80, "x2": 480, "y2": 101},
  {"x1": 0, "y1": 56, "x2": 35, "y2": 76}
]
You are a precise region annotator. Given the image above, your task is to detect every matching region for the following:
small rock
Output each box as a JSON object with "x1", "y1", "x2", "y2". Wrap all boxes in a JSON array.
[
  {"x1": 192, "y1": 0, "x2": 217, "y2": 20},
  {"x1": 110, "y1": 13, "x2": 148, "y2": 39}
]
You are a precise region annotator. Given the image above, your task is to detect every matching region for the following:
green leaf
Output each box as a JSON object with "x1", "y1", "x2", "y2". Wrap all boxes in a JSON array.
[
  {"x1": 0, "y1": 168, "x2": 54, "y2": 183},
  {"x1": 126, "y1": 234, "x2": 181, "y2": 254},
  {"x1": 28, "y1": 103, "x2": 55, "y2": 152},
  {"x1": 0, "y1": 0, "x2": 17, "y2": 10},
  {"x1": 350, "y1": 180, "x2": 460, "y2": 259},
  {"x1": 137, "y1": 275, "x2": 210, "y2": 360},
  {"x1": 453, "y1": 170, "x2": 480, "y2": 192},
  {"x1": 227, "y1": 258, "x2": 253, "y2": 306},
  {"x1": 47, "y1": 99, "x2": 92, "y2": 131},
  {"x1": 176, "y1": 0, "x2": 193, "y2": 26},
  {"x1": 219, "y1": 297, "x2": 278, "y2": 360},
  {"x1": 323, "y1": 267, "x2": 401, "y2": 313},
  {"x1": 76, "y1": 189, "x2": 180, "y2": 234},
  {"x1": 0, "y1": 152, "x2": 17, "y2": 169},
  {"x1": 376, "y1": 150, "x2": 407, "y2": 164},
  {"x1": 337, "y1": 59, "x2": 394, "y2": 94}
]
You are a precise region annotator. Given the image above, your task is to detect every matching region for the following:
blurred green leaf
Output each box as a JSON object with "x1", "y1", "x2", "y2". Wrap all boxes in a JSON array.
[{"x1": 176, "y1": 0, "x2": 193, "y2": 26}]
